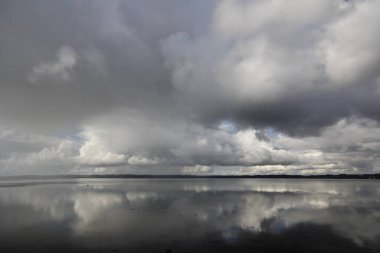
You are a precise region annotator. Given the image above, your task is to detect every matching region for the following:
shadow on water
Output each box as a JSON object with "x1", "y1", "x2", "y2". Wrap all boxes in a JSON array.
[{"x1": 2, "y1": 223, "x2": 378, "y2": 253}]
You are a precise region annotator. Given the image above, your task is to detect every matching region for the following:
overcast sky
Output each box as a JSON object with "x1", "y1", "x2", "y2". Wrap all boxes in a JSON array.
[{"x1": 1, "y1": 0, "x2": 380, "y2": 175}]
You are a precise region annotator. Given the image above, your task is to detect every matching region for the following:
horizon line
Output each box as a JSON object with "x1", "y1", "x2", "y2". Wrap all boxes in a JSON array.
[{"x1": 0, "y1": 173, "x2": 379, "y2": 179}]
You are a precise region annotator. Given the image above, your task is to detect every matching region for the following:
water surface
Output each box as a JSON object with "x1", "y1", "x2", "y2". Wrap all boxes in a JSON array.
[{"x1": 0, "y1": 178, "x2": 379, "y2": 252}]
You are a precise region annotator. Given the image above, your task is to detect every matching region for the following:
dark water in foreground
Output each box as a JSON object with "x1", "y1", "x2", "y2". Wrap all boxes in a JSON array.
[{"x1": 0, "y1": 178, "x2": 379, "y2": 253}]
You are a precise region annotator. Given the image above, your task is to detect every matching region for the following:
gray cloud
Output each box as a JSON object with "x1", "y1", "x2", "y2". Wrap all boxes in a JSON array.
[{"x1": 0, "y1": 0, "x2": 380, "y2": 175}]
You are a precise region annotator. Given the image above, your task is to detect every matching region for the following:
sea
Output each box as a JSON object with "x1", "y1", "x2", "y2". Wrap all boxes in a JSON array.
[{"x1": 0, "y1": 178, "x2": 379, "y2": 252}]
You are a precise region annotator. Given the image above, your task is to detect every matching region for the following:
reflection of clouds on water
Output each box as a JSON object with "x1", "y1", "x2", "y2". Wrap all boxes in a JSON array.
[
  {"x1": 181, "y1": 179, "x2": 344, "y2": 195},
  {"x1": 72, "y1": 192, "x2": 123, "y2": 233},
  {"x1": 281, "y1": 208, "x2": 380, "y2": 244},
  {"x1": 0, "y1": 186, "x2": 73, "y2": 221},
  {"x1": 183, "y1": 184, "x2": 211, "y2": 193},
  {"x1": 179, "y1": 180, "x2": 380, "y2": 244},
  {"x1": 125, "y1": 192, "x2": 159, "y2": 202},
  {"x1": 0, "y1": 179, "x2": 379, "y2": 249},
  {"x1": 0, "y1": 184, "x2": 125, "y2": 235}
]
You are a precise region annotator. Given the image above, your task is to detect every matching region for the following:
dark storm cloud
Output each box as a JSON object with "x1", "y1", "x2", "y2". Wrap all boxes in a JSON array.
[
  {"x1": 202, "y1": 74, "x2": 380, "y2": 137},
  {"x1": 0, "y1": 0, "x2": 380, "y2": 175},
  {"x1": 160, "y1": 0, "x2": 380, "y2": 136}
]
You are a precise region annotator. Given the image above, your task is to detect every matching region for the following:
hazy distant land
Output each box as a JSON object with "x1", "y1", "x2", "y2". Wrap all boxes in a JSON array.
[{"x1": 2, "y1": 174, "x2": 379, "y2": 179}]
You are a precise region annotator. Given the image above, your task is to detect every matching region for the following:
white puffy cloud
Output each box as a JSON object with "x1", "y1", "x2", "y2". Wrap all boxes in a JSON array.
[
  {"x1": 2, "y1": 113, "x2": 380, "y2": 175},
  {"x1": 213, "y1": 0, "x2": 336, "y2": 38},
  {"x1": 0, "y1": 137, "x2": 78, "y2": 174},
  {"x1": 0, "y1": 128, "x2": 80, "y2": 174},
  {"x1": 321, "y1": 0, "x2": 380, "y2": 85},
  {"x1": 172, "y1": 125, "x2": 299, "y2": 166},
  {"x1": 182, "y1": 165, "x2": 213, "y2": 174},
  {"x1": 72, "y1": 109, "x2": 301, "y2": 169},
  {"x1": 76, "y1": 126, "x2": 127, "y2": 166},
  {"x1": 27, "y1": 46, "x2": 77, "y2": 84},
  {"x1": 127, "y1": 156, "x2": 160, "y2": 166},
  {"x1": 274, "y1": 117, "x2": 380, "y2": 173},
  {"x1": 161, "y1": 0, "x2": 336, "y2": 109}
]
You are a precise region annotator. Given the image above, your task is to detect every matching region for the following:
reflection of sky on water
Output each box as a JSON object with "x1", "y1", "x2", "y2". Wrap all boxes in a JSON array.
[{"x1": 0, "y1": 179, "x2": 379, "y2": 251}]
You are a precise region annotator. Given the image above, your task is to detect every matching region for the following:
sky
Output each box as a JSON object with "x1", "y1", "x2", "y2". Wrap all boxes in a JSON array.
[{"x1": 1, "y1": 0, "x2": 380, "y2": 175}]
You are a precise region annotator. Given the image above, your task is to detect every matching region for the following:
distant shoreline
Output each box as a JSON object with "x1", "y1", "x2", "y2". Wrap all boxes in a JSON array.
[{"x1": 1, "y1": 174, "x2": 379, "y2": 179}]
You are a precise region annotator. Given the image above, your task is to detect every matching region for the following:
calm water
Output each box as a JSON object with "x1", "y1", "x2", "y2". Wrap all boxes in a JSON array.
[{"x1": 0, "y1": 178, "x2": 379, "y2": 253}]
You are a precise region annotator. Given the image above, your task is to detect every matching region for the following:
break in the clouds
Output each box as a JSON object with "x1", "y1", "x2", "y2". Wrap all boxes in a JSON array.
[{"x1": 1, "y1": 0, "x2": 380, "y2": 175}]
